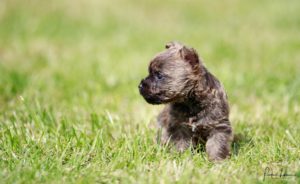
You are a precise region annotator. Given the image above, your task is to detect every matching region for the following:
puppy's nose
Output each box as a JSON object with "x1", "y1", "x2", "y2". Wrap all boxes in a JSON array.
[
  {"x1": 139, "y1": 83, "x2": 143, "y2": 89},
  {"x1": 139, "y1": 79, "x2": 145, "y2": 90}
]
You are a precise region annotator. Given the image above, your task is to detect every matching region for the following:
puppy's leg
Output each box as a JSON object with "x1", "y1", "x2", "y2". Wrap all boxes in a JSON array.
[
  {"x1": 169, "y1": 125, "x2": 192, "y2": 152},
  {"x1": 157, "y1": 126, "x2": 191, "y2": 152},
  {"x1": 157, "y1": 106, "x2": 171, "y2": 145},
  {"x1": 205, "y1": 131, "x2": 231, "y2": 161},
  {"x1": 157, "y1": 126, "x2": 170, "y2": 145},
  {"x1": 174, "y1": 137, "x2": 191, "y2": 153}
]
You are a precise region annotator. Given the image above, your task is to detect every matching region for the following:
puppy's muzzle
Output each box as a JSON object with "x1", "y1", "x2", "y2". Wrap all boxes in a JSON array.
[
  {"x1": 139, "y1": 79, "x2": 145, "y2": 90},
  {"x1": 138, "y1": 79, "x2": 152, "y2": 96}
]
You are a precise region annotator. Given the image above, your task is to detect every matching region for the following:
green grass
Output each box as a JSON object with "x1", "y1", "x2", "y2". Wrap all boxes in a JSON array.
[{"x1": 0, "y1": 0, "x2": 300, "y2": 183}]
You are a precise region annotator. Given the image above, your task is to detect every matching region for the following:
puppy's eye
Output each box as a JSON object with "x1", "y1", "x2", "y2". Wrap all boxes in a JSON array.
[{"x1": 156, "y1": 72, "x2": 163, "y2": 80}]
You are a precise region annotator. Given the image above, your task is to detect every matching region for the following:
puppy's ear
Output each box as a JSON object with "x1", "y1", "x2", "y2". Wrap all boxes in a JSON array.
[
  {"x1": 179, "y1": 46, "x2": 200, "y2": 66},
  {"x1": 165, "y1": 41, "x2": 183, "y2": 49}
]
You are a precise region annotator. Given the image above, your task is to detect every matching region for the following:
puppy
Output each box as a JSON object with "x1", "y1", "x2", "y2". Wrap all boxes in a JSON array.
[{"x1": 139, "y1": 42, "x2": 233, "y2": 161}]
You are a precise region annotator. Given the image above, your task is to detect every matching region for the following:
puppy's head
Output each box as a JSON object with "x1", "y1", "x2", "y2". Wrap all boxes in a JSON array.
[{"x1": 139, "y1": 41, "x2": 203, "y2": 104}]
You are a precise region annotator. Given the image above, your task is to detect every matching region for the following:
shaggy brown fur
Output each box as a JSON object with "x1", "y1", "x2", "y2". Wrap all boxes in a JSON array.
[{"x1": 138, "y1": 41, "x2": 233, "y2": 161}]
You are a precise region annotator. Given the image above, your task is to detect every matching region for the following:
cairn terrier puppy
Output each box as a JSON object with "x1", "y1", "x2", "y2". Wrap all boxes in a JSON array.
[{"x1": 139, "y1": 42, "x2": 233, "y2": 161}]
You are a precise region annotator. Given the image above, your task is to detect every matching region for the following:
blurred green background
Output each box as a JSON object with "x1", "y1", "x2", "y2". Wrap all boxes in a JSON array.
[{"x1": 0, "y1": 0, "x2": 300, "y2": 183}]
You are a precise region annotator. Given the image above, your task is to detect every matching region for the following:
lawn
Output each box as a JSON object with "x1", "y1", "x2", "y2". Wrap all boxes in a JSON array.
[{"x1": 0, "y1": 0, "x2": 300, "y2": 183}]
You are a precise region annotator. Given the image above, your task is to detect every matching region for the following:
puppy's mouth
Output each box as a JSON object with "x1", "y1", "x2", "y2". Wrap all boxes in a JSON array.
[
  {"x1": 141, "y1": 94, "x2": 163, "y2": 105},
  {"x1": 144, "y1": 97, "x2": 162, "y2": 105},
  {"x1": 139, "y1": 88, "x2": 181, "y2": 105},
  {"x1": 139, "y1": 83, "x2": 180, "y2": 104}
]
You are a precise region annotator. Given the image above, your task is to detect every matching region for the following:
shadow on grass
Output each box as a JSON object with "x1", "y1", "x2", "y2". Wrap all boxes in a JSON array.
[{"x1": 231, "y1": 132, "x2": 254, "y2": 156}]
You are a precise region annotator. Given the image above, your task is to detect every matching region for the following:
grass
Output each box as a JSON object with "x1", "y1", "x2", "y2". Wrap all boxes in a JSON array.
[{"x1": 0, "y1": 0, "x2": 300, "y2": 183}]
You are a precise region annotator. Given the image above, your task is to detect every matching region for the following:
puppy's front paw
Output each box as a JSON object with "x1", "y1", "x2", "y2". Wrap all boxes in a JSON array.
[
  {"x1": 175, "y1": 139, "x2": 190, "y2": 153},
  {"x1": 205, "y1": 132, "x2": 231, "y2": 162}
]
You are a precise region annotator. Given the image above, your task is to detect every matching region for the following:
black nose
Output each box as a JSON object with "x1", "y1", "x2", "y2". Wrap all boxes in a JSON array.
[
  {"x1": 139, "y1": 79, "x2": 145, "y2": 90},
  {"x1": 139, "y1": 83, "x2": 143, "y2": 90}
]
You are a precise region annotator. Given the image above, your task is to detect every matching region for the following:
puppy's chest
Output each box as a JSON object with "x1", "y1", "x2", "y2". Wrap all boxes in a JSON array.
[
  {"x1": 169, "y1": 112, "x2": 193, "y2": 123},
  {"x1": 169, "y1": 103, "x2": 205, "y2": 122},
  {"x1": 168, "y1": 110, "x2": 206, "y2": 132},
  {"x1": 168, "y1": 109, "x2": 211, "y2": 141}
]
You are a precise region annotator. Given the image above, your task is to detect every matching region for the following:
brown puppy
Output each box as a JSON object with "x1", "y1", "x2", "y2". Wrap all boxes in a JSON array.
[{"x1": 139, "y1": 42, "x2": 233, "y2": 161}]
